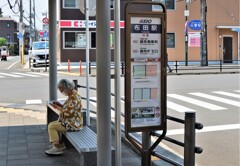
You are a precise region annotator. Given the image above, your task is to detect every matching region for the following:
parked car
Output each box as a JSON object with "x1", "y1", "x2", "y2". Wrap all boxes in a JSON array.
[{"x1": 29, "y1": 41, "x2": 49, "y2": 67}]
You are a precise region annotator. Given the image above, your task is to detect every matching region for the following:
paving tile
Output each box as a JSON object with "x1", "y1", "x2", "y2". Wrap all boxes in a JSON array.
[
  {"x1": 0, "y1": 150, "x2": 7, "y2": 156},
  {"x1": 0, "y1": 127, "x2": 9, "y2": 132},
  {"x1": 7, "y1": 154, "x2": 29, "y2": 160},
  {"x1": 7, "y1": 159, "x2": 30, "y2": 165},
  {"x1": 0, "y1": 159, "x2": 7, "y2": 166},
  {"x1": 8, "y1": 134, "x2": 26, "y2": 140},
  {"x1": 28, "y1": 149, "x2": 47, "y2": 159},
  {"x1": 0, "y1": 137, "x2": 8, "y2": 144},
  {"x1": 8, "y1": 139, "x2": 27, "y2": 144},
  {"x1": 0, "y1": 133, "x2": 8, "y2": 138},
  {"x1": 8, "y1": 143, "x2": 28, "y2": 148},
  {"x1": 8, "y1": 146, "x2": 28, "y2": 153},
  {"x1": 28, "y1": 142, "x2": 48, "y2": 150},
  {"x1": 9, "y1": 127, "x2": 25, "y2": 134},
  {"x1": 29, "y1": 158, "x2": 53, "y2": 165},
  {"x1": 7, "y1": 149, "x2": 28, "y2": 155}
]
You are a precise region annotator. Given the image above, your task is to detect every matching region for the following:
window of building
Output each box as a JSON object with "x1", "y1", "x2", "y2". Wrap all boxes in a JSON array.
[
  {"x1": 152, "y1": 0, "x2": 175, "y2": 11},
  {"x1": 63, "y1": 0, "x2": 78, "y2": 8},
  {"x1": 90, "y1": 31, "x2": 114, "y2": 49},
  {"x1": 64, "y1": 31, "x2": 86, "y2": 48},
  {"x1": 6, "y1": 34, "x2": 11, "y2": 42},
  {"x1": 167, "y1": 33, "x2": 175, "y2": 48},
  {"x1": 63, "y1": 31, "x2": 115, "y2": 49},
  {"x1": 7, "y1": 23, "x2": 10, "y2": 28}
]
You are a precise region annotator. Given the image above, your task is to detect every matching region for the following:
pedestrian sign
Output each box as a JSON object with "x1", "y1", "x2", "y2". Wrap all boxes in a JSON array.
[
  {"x1": 17, "y1": 33, "x2": 22, "y2": 39},
  {"x1": 43, "y1": 31, "x2": 48, "y2": 38}
]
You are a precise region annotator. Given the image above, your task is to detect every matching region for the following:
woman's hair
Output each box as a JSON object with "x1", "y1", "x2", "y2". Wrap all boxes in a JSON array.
[{"x1": 57, "y1": 79, "x2": 75, "y2": 91}]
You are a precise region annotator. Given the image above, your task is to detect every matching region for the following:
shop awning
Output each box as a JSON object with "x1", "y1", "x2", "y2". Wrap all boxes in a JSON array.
[{"x1": 216, "y1": 25, "x2": 240, "y2": 32}]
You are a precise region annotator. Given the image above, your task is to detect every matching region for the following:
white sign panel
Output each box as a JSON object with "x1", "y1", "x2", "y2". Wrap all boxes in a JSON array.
[
  {"x1": 130, "y1": 17, "x2": 161, "y2": 128},
  {"x1": 188, "y1": 32, "x2": 201, "y2": 47}
]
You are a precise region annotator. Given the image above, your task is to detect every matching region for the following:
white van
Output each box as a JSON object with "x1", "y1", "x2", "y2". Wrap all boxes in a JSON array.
[{"x1": 29, "y1": 41, "x2": 49, "y2": 67}]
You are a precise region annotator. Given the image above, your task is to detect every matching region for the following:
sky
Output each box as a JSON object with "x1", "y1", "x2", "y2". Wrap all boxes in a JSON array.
[{"x1": 1, "y1": 0, "x2": 48, "y2": 30}]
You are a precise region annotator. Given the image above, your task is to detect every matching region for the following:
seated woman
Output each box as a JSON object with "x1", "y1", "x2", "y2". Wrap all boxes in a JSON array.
[{"x1": 45, "y1": 79, "x2": 83, "y2": 155}]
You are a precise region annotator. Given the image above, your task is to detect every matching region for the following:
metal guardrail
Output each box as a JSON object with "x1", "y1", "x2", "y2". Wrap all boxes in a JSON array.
[
  {"x1": 168, "y1": 60, "x2": 240, "y2": 73},
  {"x1": 76, "y1": 82, "x2": 203, "y2": 166}
]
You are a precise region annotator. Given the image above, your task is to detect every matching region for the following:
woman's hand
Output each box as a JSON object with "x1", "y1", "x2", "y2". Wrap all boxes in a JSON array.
[
  {"x1": 53, "y1": 101, "x2": 63, "y2": 107},
  {"x1": 51, "y1": 103, "x2": 62, "y2": 112}
]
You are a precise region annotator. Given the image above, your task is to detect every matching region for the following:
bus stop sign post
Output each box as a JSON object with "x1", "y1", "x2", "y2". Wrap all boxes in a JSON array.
[{"x1": 125, "y1": 1, "x2": 167, "y2": 165}]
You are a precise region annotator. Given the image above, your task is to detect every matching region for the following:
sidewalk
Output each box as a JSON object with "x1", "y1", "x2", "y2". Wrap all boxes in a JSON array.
[
  {"x1": 0, "y1": 105, "x2": 143, "y2": 166},
  {"x1": 0, "y1": 103, "x2": 180, "y2": 166}
]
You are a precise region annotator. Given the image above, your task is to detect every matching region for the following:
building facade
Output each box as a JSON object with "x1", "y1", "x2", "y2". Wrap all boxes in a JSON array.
[
  {"x1": 57, "y1": 0, "x2": 240, "y2": 64},
  {"x1": 0, "y1": 17, "x2": 18, "y2": 46}
]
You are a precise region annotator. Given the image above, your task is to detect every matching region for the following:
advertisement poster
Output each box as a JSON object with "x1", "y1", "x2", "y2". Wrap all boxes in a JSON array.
[
  {"x1": 188, "y1": 32, "x2": 201, "y2": 47},
  {"x1": 130, "y1": 17, "x2": 161, "y2": 128}
]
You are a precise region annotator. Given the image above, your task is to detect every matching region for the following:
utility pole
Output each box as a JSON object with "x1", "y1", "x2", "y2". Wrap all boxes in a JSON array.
[
  {"x1": 29, "y1": 0, "x2": 32, "y2": 47},
  {"x1": 19, "y1": 0, "x2": 24, "y2": 64},
  {"x1": 0, "y1": 8, "x2": 3, "y2": 17},
  {"x1": 200, "y1": 0, "x2": 208, "y2": 66},
  {"x1": 33, "y1": 0, "x2": 37, "y2": 41},
  {"x1": 185, "y1": 0, "x2": 190, "y2": 66}
]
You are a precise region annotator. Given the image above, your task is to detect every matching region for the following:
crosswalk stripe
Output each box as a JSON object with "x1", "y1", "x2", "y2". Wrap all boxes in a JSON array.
[
  {"x1": 190, "y1": 92, "x2": 240, "y2": 107},
  {"x1": 167, "y1": 101, "x2": 196, "y2": 112},
  {"x1": 12, "y1": 72, "x2": 41, "y2": 77},
  {"x1": 0, "y1": 75, "x2": 4, "y2": 78},
  {"x1": 162, "y1": 123, "x2": 240, "y2": 136},
  {"x1": 234, "y1": 90, "x2": 240, "y2": 93},
  {"x1": 27, "y1": 72, "x2": 49, "y2": 76},
  {"x1": 0, "y1": 72, "x2": 23, "y2": 77},
  {"x1": 26, "y1": 99, "x2": 42, "y2": 104},
  {"x1": 167, "y1": 94, "x2": 226, "y2": 110},
  {"x1": 213, "y1": 91, "x2": 240, "y2": 99}
]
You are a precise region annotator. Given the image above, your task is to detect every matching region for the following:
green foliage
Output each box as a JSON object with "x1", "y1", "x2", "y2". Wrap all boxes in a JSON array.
[
  {"x1": 9, "y1": 44, "x2": 15, "y2": 55},
  {"x1": 0, "y1": 37, "x2": 7, "y2": 46}
]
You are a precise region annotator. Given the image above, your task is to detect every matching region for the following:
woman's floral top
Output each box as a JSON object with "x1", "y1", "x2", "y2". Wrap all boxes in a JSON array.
[{"x1": 58, "y1": 92, "x2": 83, "y2": 131}]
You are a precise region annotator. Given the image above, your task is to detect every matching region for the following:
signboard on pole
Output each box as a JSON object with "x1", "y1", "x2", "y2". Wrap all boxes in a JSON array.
[
  {"x1": 125, "y1": 9, "x2": 167, "y2": 132},
  {"x1": 188, "y1": 32, "x2": 201, "y2": 47},
  {"x1": 188, "y1": 20, "x2": 202, "y2": 30},
  {"x1": 42, "y1": 17, "x2": 49, "y2": 25}
]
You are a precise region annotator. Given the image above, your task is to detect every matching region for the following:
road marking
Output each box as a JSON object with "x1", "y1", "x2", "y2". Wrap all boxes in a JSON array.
[
  {"x1": 213, "y1": 91, "x2": 240, "y2": 99},
  {"x1": 167, "y1": 101, "x2": 196, "y2": 112},
  {"x1": 0, "y1": 72, "x2": 23, "y2": 78},
  {"x1": 234, "y1": 90, "x2": 240, "y2": 93},
  {"x1": 190, "y1": 92, "x2": 240, "y2": 107},
  {"x1": 162, "y1": 123, "x2": 240, "y2": 136},
  {"x1": 12, "y1": 72, "x2": 41, "y2": 77},
  {"x1": 0, "y1": 75, "x2": 4, "y2": 78},
  {"x1": 26, "y1": 72, "x2": 49, "y2": 76},
  {"x1": 168, "y1": 94, "x2": 226, "y2": 111},
  {"x1": 7, "y1": 60, "x2": 20, "y2": 69},
  {"x1": 26, "y1": 99, "x2": 42, "y2": 104}
]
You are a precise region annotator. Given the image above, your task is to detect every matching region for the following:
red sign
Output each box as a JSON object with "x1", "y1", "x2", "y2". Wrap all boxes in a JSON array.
[
  {"x1": 59, "y1": 20, "x2": 125, "y2": 28},
  {"x1": 42, "y1": 17, "x2": 49, "y2": 24}
]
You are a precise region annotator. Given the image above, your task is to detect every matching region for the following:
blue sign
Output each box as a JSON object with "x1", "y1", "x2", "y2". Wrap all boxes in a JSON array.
[
  {"x1": 188, "y1": 20, "x2": 202, "y2": 30},
  {"x1": 43, "y1": 31, "x2": 48, "y2": 38},
  {"x1": 17, "y1": 33, "x2": 22, "y2": 39}
]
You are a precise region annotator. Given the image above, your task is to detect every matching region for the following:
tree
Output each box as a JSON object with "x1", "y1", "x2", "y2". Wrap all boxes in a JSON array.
[{"x1": 0, "y1": 37, "x2": 7, "y2": 46}]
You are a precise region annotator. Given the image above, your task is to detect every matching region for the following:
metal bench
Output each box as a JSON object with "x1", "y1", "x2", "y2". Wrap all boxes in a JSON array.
[{"x1": 64, "y1": 127, "x2": 97, "y2": 166}]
